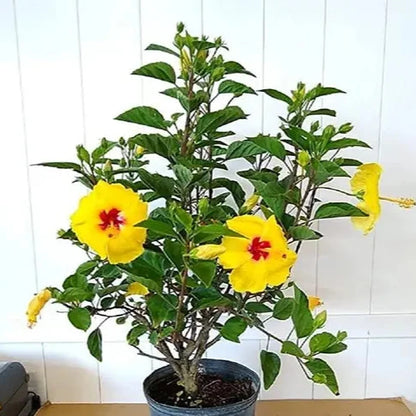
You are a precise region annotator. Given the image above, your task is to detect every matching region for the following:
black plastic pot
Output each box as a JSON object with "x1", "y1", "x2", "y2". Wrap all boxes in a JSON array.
[{"x1": 143, "y1": 359, "x2": 260, "y2": 416}]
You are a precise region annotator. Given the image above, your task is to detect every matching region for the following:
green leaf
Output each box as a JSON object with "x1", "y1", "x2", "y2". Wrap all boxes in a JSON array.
[
  {"x1": 333, "y1": 157, "x2": 362, "y2": 167},
  {"x1": 307, "y1": 108, "x2": 336, "y2": 117},
  {"x1": 137, "y1": 169, "x2": 175, "y2": 199},
  {"x1": 218, "y1": 80, "x2": 256, "y2": 96},
  {"x1": 145, "y1": 43, "x2": 180, "y2": 57},
  {"x1": 211, "y1": 178, "x2": 245, "y2": 207},
  {"x1": 68, "y1": 307, "x2": 91, "y2": 331},
  {"x1": 138, "y1": 219, "x2": 177, "y2": 238},
  {"x1": 260, "y1": 89, "x2": 293, "y2": 105},
  {"x1": 127, "y1": 325, "x2": 148, "y2": 346},
  {"x1": 314, "y1": 310, "x2": 327, "y2": 329},
  {"x1": 220, "y1": 317, "x2": 248, "y2": 343},
  {"x1": 35, "y1": 162, "x2": 82, "y2": 171},
  {"x1": 323, "y1": 342, "x2": 348, "y2": 354},
  {"x1": 309, "y1": 332, "x2": 337, "y2": 354},
  {"x1": 115, "y1": 106, "x2": 168, "y2": 131},
  {"x1": 281, "y1": 341, "x2": 306, "y2": 358},
  {"x1": 307, "y1": 86, "x2": 345, "y2": 99},
  {"x1": 292, "y1": 286, "x2": 314, "y2": 338},
  {"x1": 245, "y1": 302, "x2": 272, "y2": 313},
  {"x1": 282, "y1": 126, "x2": 311, "y2": 150},
  {"x1": 260, "y1": 350, "x2": 281, "y2": 390},
  {"x1": 76, "y1": 261, "x2": 98, "y2": 276},
  {"x1": 273, "y1": 298, "x2": 295, "y2": 320},
  {"x1": 87, "y1": 328, "x2": 103, "y2": 362},
  {"x1": 173, "y1": 165, "x2": 193, "y2": 188},
  {"x1": 131, "y1": 134, "x2": 178, "y2": 159},
  {"x1": 189, "y1": 260, "x2": 216, "y2": 287},
  {"x1": 194, "y1": 224, "x2": 241, "y2": 244},
  {"x1": 314, "y1": 202, "x2": 368, "y2": 220},
  {"x1": 60, "y1": 287, "x2": 91, "y2": 302},
  {"x1": 196, "y1": 106, "x2": 246, "y2": 136},
  {"x1": 191, "y1": 287, "x2": 232, "y2": 310},
  {"x1": 250, "y1": 135, "x2": 286, "y2": 160},
  {"x1": 223, "y1": 61, "x2": 255, "y2": 77},
  {"x1": 327, "y1": 138, "x2": 371, "y2": 150},
  {"x1": 147, "y1": 295, "x2": 173, "y2": 327},
  {"x1": 132, "y1": 62, "x2": 176, "y2": 83},
  {"x1": 226, "y1": 140, "x2": 264, "y2": 160},
  {"x1": 63, "y1": 273, "x2": 88, "y2": 290},
  {"x1": 305, "y1": 358, "x2": 339, "y2": 395},
  {"x1": 76, "y1": 145, "x2": 90, "y2": 163},
  {"x1": 289, "y1": 226, "x2": 322, "y2": 241},
  {"x1": 164, "y1": 239, "x2": 184, "y2": 270}
]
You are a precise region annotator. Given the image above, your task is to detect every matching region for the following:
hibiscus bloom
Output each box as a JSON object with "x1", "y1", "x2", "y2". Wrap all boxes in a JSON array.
[
  {"x1": 350, "y1": 163, "x2": 382, "y2": 234},
  {"x1": 27, "y1": 289, "x2": 51, "y2": 327},
  {"x1": 218, "y1": 215, "x2": 297, "y2": 293},
  {"x1": 71, "y1": 181, "x2": 148, "y2": 264},
  {"x1": 308, "y1": 296, "x2": 322, "y2": 310}
]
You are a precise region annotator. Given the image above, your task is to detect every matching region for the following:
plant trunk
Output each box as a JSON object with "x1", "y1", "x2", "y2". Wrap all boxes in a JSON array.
[{"x1": 176, "y1": 362, "x2": 199, "y2": 397}]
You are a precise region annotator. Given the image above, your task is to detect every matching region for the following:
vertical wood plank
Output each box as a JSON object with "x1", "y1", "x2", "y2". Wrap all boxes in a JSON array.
[
  {"x1": 77, "y1": 0, "x2": 142, "y2": 144},
  {"x1": 0, "y1": 0, "x2": 38, "y2": 339},
  {"x1": 99, "y1": 342, "x2": 152, "y2": 403},
  {"x1": 44, "y1": 343, "x2": 100, "y2": 402},
  {"x1": 372, "y1": 0, "x2": 416, "y2": 313},
  {"x1": 366, "y1": 338, "x2": 416, "y2": 401},
  {"x1": 317, "y1": 0, "x2": 387, "y2": 313},
  {"x1": 0, "y1": 343, "x2": 47, "y2": 402},
  {"x1": 15, "y1": 0, "x2": 86, "y2": 293}
]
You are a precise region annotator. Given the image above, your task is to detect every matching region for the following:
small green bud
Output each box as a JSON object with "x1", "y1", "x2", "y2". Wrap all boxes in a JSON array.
[
  {"x1": 211, "y1": 66, "x2": 225, "y2": 81},
  {"x1": 339, "y1": 122, "x2": 353, "y2": 134},
  {"x1": 310, "y1": 120, "x2": 320, "y2": 133},
  {"x1": 176, "y1": 21, "x2": 184, "y2": 33},
  {"x1": 103, "y1": 159, "x2": 112, "y2": 172},
  {"x1": 297, "y1": 150, "x2": 311, "y2": 168},
  {"x1": 119, "y1": 137, "x2": 126, "y2": 145},
  {"x1": 76, "y1": 145, "x2": 90, "y2": 164},
  {"x1": 322, "y1": 125, "x2": 336, "y2": 139},
  {"x1": 119, "y1": 158, "x2": 126, "y2": 167},
  {"x1": 57, "y1": 229, "x2": 66, "y2": 237}
]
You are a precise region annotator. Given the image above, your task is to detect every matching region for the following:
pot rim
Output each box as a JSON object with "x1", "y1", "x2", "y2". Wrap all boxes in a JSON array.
[{"x1": 143, "y1": 358, "x2": 261, "y2": 413}]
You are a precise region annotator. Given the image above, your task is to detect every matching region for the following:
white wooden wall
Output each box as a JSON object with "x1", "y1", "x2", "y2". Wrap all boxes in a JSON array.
[{"x1": 1, "y1": 0, "x2": 416, "y2": 404}]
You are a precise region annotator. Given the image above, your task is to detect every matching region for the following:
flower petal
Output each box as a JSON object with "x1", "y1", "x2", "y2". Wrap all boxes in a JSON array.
[
  {"x1": 126, "y1": 282, "x2": 149, "y2": 296},
  {"x1": 266, "y1": 266, "x2": 291, "y2": 287},
  {"x1": 106, "y1": 226, "x2": 146, "y2": 264},
  {"x1": 229, "y1": 260, "x2": 268, "y2": 293},
  {"x1": 218, "y1": 237, "x2": 251, "y2": 269},
  {"x1": 261, "y1": 215, "x2": 288, "y2": 252},
  {"x1": 226, "y1": 215, "x2": 265, "y2": 239}
]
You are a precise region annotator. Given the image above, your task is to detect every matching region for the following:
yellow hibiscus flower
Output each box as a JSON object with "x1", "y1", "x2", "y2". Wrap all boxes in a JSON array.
[
  {"x1": 126, "y1": 282, "x2": 149, "y2": 296},
  {"x1": 26, "y1": 289, "x2": 52, "y2": 328},
  {"x1": 308, "y1": 296, "x2": 322, "y2": 310},
  {"x1": 190, "y1": 244, "x2": 226, "y2": 260},
  {"x1": 218, "y1": 215, "x2": 297, "y2": 293},
  {"x1": 71, "y1": 181, "x2": 148, "y2": 264},
  {"x1": 350, "y1": 163, "x2": 382, "y2": 235}
]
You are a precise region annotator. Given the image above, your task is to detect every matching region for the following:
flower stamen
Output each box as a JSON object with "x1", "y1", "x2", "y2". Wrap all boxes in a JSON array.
[
  {"x1": 380, "y1": 196, "x2": 416, "y2": 209},
  {"x1": 248, "y1": 237, "x2": 271, "y2": 261},
  {"x1": 99, "y1": 208, "x2": 125, "y2": 231}
]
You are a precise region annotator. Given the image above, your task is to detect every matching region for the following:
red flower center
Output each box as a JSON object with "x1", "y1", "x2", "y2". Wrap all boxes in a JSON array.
[
  {"x1": 248, "y1": 236, "x2": 271, "y2": 261},
  {"x1": 99, "y1": 208, "x2": 125, "y2": 231}
]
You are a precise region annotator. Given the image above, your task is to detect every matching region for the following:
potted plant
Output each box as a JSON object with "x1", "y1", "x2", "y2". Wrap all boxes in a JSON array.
[{"x1": 26, "y1": 24, "x2": 414, "y2": 416}]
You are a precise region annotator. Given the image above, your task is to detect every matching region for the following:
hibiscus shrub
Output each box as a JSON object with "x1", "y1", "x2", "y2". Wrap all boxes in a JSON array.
[{"x1": 32, "y1": 24, "x2": 394, "y2": 399}]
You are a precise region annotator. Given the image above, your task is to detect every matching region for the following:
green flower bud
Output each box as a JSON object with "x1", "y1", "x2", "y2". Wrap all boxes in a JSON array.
[
  {"x1": 103, "y1": 159, "x2": 112, "y2": 172},
  {"x1": 339, "y1": 122, "x2": 353, "y2": 134},
  {"x1": 297, "y1": 150, "x2": 311, "y2": 168},
  {"x1": 176, "y1": 22, "x2": 184, "y2": 33}
]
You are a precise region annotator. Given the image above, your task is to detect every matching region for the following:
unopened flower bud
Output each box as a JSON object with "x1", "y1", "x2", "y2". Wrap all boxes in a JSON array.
[
  {"x1": 308, "y1": 296, "x2": 323, "y2": 311},
  {"x1": 126, "y1": 282, "x2": 149, "y2": 296},
  {"x1": 190, "y1": 244, "x2": 226, "y2": 260},
  {"x1": 103, "y1": 159, "x2": 112, "y2": 172},
  {"x1": 180, "y1": 49, "x2": 192, "y2": 75},
  {"x1": 240, "y1": 194, "x2": 260, "y2": 214},
  {"x1": 177, "y1": 22, "x2": 185, "y2": 33},
  {"x1": 297, "y1": 150, "x2": 311, "y2": 168},
  {"x1": 135, "y1": 146, "x2": 145, "y2": 157},
  {"x1": 339, "y1": 122, "x2": 353, "y2": 134}
]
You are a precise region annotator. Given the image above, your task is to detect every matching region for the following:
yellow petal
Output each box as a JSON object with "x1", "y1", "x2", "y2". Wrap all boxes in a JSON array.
[
  {"x1": 26, "y1": 289, "x2": 52, "y2": 328},
  {"x1": 308, "y1": 296, "x2": 322, "y2": 310},
  {"x1": 261, "y1": 215, "x2": 288, "y2": 252},
  {"x1": 266, "y1": 266, "x2": 291, "y2": 287},
  {"x1": 218, "y1": 237, "x2": 251, "y2": 269},
  {"x1": 226, "y1": 215, "x2": 265, "y2": 239},
  {"x1": 126, "y1": 282, "x2": 149, "y2": 296},
  {"x1": 106, "y1": 226, "x2": 146, "y2": 264},
  {"x1": 190, "y1": 244, "x2": 226, "y2": 260},
  {"x1": 229, "y1": 260, "x2": 268, "y2": 293}
]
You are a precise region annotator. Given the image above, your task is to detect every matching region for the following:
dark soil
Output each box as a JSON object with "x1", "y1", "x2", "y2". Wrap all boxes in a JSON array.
[{"x1": 151, "y1": 373, "x2": 254, "y2": 408}]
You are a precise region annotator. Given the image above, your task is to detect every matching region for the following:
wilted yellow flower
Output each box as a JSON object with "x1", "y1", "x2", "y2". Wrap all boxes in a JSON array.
[
  {"x1": 126, "y1": 282, "x2": 149, "y2": 296},
  {"x1": 308, "y1": 296, "x2": 322, "y2": 310},
  {"x1": 351, "y1": 163, "x2": 382, "y2": 235},
  {"x1": 26, "y1": 289, "x2": 52, "y2": 328},
  {"x1": 135, "y1": 146, "x2": 145, "y2": 157},
  {"x1": 71, "y1": 181, "x2": 148, "y2": 264},
  {"x1": 218, "y1": 215, "x2": 297, "y2": 293},
  {"x1": 190, "y1": 244, "x2": 226, "y2": 260},
  {"x1": 240, "y1": 194, "x2": 260, "y2": 214}
]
